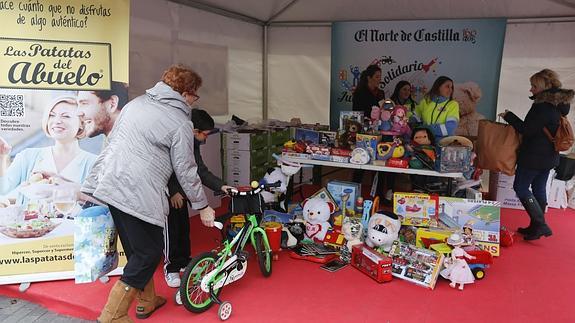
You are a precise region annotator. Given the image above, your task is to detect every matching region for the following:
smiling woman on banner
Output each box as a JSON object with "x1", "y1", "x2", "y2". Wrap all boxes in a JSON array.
[
  {"x1": 0, "y1": 96, "x2": 97, "y2": 205},
  {"x1": 415, "y1": 76, "x2": 460, "y2": 140}
]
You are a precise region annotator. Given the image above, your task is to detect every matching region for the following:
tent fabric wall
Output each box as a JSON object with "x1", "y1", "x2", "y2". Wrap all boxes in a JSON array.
[
  {"x1": 266, "y1": 21, "x2": 575, "y2": 129},
  {"x1": 268, "y1": 27, "x2": 331, "y2": 124},
  {"x1": 130, "y1": 0, "x2": 263, "y2": 123}
]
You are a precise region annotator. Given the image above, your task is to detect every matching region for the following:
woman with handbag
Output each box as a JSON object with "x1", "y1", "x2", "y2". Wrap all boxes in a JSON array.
[{"x1": 500, "y1": 69, "x2": 574, "y2": 240}]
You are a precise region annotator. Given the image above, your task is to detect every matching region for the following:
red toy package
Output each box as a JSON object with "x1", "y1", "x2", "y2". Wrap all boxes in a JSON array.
[{"x1": 351, "y1": 244, "x2": 393, "y2": 283}]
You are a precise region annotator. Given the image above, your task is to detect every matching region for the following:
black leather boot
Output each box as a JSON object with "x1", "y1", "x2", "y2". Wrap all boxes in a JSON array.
[
  {"x1": 517, "y1": 197, "x2": 546, "y2": 235},
  {"x1": 521, "y1": 196, "x2": 552, "y2": 241}
]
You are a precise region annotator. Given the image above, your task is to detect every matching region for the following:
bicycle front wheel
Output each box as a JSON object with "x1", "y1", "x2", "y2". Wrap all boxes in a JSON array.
[
  {"x1": 253, "y1": 231, "x2": 272, "y2": 277},
  {"x1": 180, "y1": 252, "x2": 221, "y2": 313}
]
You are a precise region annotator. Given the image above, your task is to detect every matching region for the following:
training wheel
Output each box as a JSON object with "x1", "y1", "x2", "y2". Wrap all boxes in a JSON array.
[
  {"x1": 218, "y1": 301, "x2": 232, "y2": 321},
  {"x1": 174, "y1": 290, "x2": 182, "y2": 306}
]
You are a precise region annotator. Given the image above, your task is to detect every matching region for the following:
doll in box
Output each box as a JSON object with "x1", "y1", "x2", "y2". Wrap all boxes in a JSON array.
[
  {"x1": 302, "y1": 197, "x2": 335, "y2": 242},
  {"x1": 440, "y1": 233, "x2": 476, "y2": 290},
  {"x1": 370, "y1": 106, "x2": 392, "y2": 132}
]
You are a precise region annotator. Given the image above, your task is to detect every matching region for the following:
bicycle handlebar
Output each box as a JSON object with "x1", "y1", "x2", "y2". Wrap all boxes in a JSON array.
[{"x1": 226, "y1": 180, "x2": 281, "y2": 196}]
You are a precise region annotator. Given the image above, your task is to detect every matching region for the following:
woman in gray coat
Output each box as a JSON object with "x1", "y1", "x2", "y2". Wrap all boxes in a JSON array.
[{"x1": 82, "y1": 65, "x2": 215, "y2": 322}]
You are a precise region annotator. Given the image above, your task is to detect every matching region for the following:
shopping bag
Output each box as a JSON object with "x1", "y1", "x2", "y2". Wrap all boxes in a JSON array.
[
  {"x1": 555, "y1": 154, "x2": 575, "y2": 181},
  {"x1": 476, "y1": 120, "x2": 521, "y2": 176},
  {"x1": 74, "y1": 205, "x2": 119, "y2": 283}
]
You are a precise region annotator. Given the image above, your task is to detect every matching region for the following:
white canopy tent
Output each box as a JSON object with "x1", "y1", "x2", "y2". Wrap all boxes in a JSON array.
[{"x1": 130, "y1": 0, "x2": 575, "y2": 124}]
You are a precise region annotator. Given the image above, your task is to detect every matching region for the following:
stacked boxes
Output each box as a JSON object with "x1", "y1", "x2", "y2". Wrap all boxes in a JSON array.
[{"x1": 222, "y1": 131, "x2": 271, "y2": 186}]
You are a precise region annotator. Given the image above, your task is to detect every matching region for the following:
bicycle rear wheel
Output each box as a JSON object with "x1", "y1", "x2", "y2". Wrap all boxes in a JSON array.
[
  {"x1": 253, "y1": 231, "x2": 272, "y2": 277},
  {"x1": 180, "y1": 252, "x2": 221, "y2": 313}
]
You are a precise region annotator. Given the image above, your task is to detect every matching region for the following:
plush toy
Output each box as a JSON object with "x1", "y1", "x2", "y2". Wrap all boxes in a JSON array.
[
  {"x1": 339, "y1": 119, "x2": 362, "y2": 149},
  {"x1": 365, "y1": 212, "x2": 401, "y2": 253},
  {"x1": 261, "y1": 157, "x2": 302, "y2": 212},
  {"x1": 370, "y1": 106, "x2": 392, "y2": 132},
  {"x1": 390, "y1": 105, "x2": 412, "y2": 137},
  {"x1": 281, "y1": 219, "x2": 306, "y2": 248},
  {"x1": 453, "y1": 82, "x2": 485, "y2": 137},
  {"x1": 408, "y1": 127, "x2": 437, "y2": 170},
  {"x1": 302, "y1": 197, "x2": 335, "y2": 242},
  {"x1": 340, "y1": 216, "x2": 364, "y2": 263}
]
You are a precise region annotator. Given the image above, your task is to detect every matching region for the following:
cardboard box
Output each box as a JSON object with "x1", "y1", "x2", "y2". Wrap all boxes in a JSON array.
[
  {"x1": 393, "y1": 192, "x2": 439, "y2": 227},
  {"x1": 294, "y1": 128, "x2": 320, "y2": 144},
  {"x1": 489, "y1": 172, "x2": 522, "y2": 210},
  {"x1": 223, "y1": 131, "x2": 268, "y2": 151},
  {"x1": 439, "y1": 197, "x2": 501, "y2": 256},
  {"x1": 388, "y1": 240, "x2": 444, "y2": 290},
  {"x1": 223, "y1": 148, "x2": 269, "y2": 169},
  {"x1": 339, "y1": 111, "x2": 364, "y2": 130},
  {"x1": 327, "y1": 180, "x2": 361, "y2": 214},
  {"x1": 319, "y1": 131, "x2": 337, "y2": 147},
  {"x1": 356, "y1": 134, "x2": 381, "y2": 161}
]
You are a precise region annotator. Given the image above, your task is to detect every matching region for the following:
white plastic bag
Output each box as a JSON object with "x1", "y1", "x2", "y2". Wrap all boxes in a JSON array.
[
  {"x1": 74, "y1": 205, "x2": 119, "y2": 283},
  {"x1": 548, "y1": 178, "x2": 568, "y2": 209}
]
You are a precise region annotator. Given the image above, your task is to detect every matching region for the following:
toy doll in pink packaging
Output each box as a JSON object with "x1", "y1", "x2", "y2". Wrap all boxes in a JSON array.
[
  {"x1": 440, "y1": 233, "x2": 476, "y2": 290},
  {"x1": 390, "y1": 106, "x2": 411, "y2": 137}
]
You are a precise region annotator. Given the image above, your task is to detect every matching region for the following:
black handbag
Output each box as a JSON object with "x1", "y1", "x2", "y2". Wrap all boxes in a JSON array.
[{"x1": 555, "y1": 154, "x2": 575, "y2": 181}]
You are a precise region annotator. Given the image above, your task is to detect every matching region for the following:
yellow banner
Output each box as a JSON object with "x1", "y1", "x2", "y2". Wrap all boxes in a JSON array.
[
  {"x1": 0, "y1": 0, "x2": 129, "y2": 85},
  {"x1": 0, "y1": 38, "x2": 111, "y2": 90}
]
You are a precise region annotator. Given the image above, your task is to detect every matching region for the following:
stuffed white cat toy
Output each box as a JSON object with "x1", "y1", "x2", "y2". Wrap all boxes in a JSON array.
[{"x1": 302, "y1": 197, "x2": 335, "y2": 242}]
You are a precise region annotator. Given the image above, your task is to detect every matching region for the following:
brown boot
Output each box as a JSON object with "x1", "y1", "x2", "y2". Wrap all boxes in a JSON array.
[
  {"x1": 136, "y1": 279, "x2": 166, "y2": 319},
  {"x1": 97, "y1": 280, "x2": 137, "y2": 323}
]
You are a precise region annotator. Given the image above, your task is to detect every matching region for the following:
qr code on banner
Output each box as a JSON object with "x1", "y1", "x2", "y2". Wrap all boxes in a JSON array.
[{"x1": 0, "y1": 94, "x2": 25, "y2": 117}]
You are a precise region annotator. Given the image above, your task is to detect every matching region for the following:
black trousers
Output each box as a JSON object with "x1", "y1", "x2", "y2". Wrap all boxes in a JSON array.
[
  {"x1": 164, "y1": 204, "x2": 191, "y2": 273},
  {"x1": 109, "y1": 205, "x2": 164, "y2": 290}
]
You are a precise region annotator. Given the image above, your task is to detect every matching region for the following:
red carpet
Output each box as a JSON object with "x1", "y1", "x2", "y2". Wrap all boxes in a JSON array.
[{"x1": 1, "y1": 196, "x2": 575, "y2": 322}]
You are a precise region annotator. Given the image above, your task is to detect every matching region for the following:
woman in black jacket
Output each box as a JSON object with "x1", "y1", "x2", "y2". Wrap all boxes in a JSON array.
[
  {"x1": 501, "y1": 69, "x2": 574, "y2": 240},
  {"x1": 352, "y1": 64, "x2": 385, "y2": 115}
]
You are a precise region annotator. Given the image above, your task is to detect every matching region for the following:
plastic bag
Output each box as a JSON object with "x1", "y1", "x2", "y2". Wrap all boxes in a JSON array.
[{"x1": 74, "y1": 205, "x2": 119, "y2": 283}]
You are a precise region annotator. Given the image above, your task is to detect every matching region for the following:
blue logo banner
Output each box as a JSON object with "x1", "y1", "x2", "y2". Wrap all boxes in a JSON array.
[{"x1": 330, "y1": 19, "x2": 507, "y2": 135}]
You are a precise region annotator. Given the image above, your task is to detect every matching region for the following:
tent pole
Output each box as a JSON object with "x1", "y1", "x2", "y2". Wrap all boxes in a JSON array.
[{"x1": 263, "y1": 24, "x2": 269, "y2": 120}]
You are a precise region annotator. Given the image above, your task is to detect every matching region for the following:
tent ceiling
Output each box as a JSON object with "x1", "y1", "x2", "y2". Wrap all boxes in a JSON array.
[{"x1": 172, "y1": 0, "x2": 575, "y2": 24}]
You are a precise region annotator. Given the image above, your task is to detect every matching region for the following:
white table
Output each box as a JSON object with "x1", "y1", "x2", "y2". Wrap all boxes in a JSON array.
[{"x1": 282, "y1": 156, "x2": 464, "y2": 196}]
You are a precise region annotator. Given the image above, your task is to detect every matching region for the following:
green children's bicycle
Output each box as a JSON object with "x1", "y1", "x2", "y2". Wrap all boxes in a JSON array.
[{"x1": 175, "y1": 180, "x2": 278, "y2": 320}]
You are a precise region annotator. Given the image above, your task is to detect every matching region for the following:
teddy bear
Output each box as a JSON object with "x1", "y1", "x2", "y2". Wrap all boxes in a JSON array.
[
  {"x1": 453, "y1": 82, "x2": 485, "y2": 137},
  {"x1": 339, "y1": 119, "x2": 362, "y2": 150},
  {"x1": 302, "y1": 197, "x2": 335, "y2": 242},
  {"x1": 365, "y1": 212, "x2": 401, "y2": 253}
]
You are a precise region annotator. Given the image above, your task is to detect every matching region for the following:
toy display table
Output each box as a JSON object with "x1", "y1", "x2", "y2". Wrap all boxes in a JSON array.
[{"x1": 282, "y1": 156, "x2": 464, "y2": 196}]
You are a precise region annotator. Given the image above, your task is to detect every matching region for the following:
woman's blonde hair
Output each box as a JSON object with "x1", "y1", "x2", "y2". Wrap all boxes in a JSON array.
[
  {"x1": 41, "y1": 96, "x2": 85, "y2": 139},
  {"x1": 161, "y1": 64, "x2": 202, "y2": 95},
  {"x1": 530, "y1": 69, "x2": 562, "y2": 91}
]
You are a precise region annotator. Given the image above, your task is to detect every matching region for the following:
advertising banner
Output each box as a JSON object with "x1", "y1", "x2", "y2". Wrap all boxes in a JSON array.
[
  {"x1": 0, "y1": 0, "x2": 130, "y2": 285},
  {"x1": 330, "y1": 19, "x2": 506, "y2": 136}
]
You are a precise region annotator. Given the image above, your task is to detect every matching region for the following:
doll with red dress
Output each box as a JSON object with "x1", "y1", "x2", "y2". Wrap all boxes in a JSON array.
[{"x1": 440, "y1": 233, "x2": 476, "y2": 290}]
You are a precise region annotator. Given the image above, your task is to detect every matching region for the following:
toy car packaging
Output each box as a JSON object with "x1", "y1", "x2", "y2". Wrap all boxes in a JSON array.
[{"x1": 351, "y1": 244, "x2": 392, "y2": 283}]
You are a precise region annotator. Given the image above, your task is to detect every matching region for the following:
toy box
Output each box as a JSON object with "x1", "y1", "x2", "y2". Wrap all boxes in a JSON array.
[
  {"x1": 330, "y1": 155, "x2": 350, "y2": 163},
  {"x1": 437, "y1": 145, "x2": 472, "y2": 173},
  {"x1": 282, "y1": 151, "x2": 311, "y2": 160},
  {"x1": 339, "y1": 111, "x2": 364, "y2": 130},
  {"x1": 351, "y1": 244, "x2": 393, "y2": 283},
  {"x1": 319, "y1": 131, "x2": 338, "y2": 147},
  {"x1": 327, "y1": 180, "x2": 361, "y2": 216},
  {"x1": 388, "y1": 240, "x2": 444, "y2": 289},
  {"x1": 393, "y1": 192, "x2": 439, "y2": 227},
  {"x1": 295, "y1": 128, "x2": 320, "y2": 144},
  {"x1": 356, "y1": 134, "x2": 381, "y2": 161},
  {"x1": 438, "y1": 197, "x2": 501, "y2": 256},
  {"x1": 415, "y1": 227, "x2": 454, "y2": 249}
]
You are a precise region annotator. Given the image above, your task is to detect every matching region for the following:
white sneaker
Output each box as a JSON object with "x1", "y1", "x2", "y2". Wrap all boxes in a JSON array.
[{"x1": 165, "y1": 272, "x2": 181, "y2": 288}]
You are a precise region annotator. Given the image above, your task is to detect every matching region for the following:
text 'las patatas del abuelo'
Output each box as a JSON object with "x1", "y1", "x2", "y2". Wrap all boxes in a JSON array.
[{"x1": 0, "y1": 39, "x2": 111, "y2": 90}]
